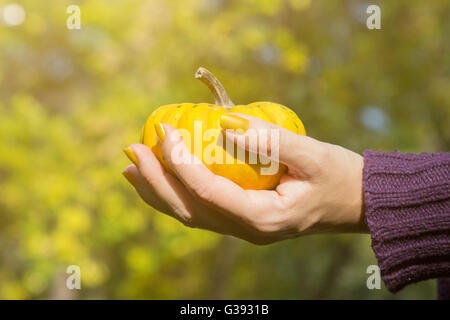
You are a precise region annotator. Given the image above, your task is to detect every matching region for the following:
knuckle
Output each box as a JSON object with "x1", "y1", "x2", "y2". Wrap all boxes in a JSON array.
[
  {"x1": 191, "y1": 181, "x2": 214, "y2": 202},
  {"x1": 279, "y1": 195, "x2": 297, "y2": 213},
  {"x1": 180, "y1": 215, "x2": 196, "y2": 228},
  {"x1": 251, "y1": 213, "x2": 285, "y2": 235},
  {"x1": 316, "y1": 143, "x2": 331, "y2": 165},
  {"x1": 170, "y1": 207, "x2": 196, "y2": 228},
  {"x1": 303, "y1": 142, "x2": 330, "y2": 176}
]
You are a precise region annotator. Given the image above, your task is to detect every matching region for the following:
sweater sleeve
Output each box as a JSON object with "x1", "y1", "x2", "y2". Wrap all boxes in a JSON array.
[{"x1": 362, "y1": 150, "x2": 450, "y2": 293}]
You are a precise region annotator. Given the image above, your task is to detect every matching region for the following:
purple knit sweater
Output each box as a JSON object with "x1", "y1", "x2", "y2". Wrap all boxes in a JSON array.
[{"x1": 363, "y1": 150, "x2": 450, "y2": 299}]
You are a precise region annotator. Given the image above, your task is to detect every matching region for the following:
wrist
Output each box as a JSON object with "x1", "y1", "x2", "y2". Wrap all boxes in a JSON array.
[
  {"x1": 323, "y1": 147, "x2": 368, "y2": 234},
  {"x1": 344, "y1": 151, "x2": 368, "y2": 233}
]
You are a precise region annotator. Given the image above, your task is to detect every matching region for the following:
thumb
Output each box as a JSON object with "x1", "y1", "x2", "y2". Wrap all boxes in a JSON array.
[{"x1": 220, "y1": 113, "x2": 324, "y2": 176}]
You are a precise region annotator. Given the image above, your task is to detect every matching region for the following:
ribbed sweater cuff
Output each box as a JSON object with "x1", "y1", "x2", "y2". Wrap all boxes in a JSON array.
[{"x1": 363, "y1": 150, "x2": 450, "y2": 293}]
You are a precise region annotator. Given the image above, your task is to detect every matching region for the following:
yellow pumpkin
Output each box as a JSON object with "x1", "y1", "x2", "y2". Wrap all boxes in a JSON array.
[{"x1": 140, "y1": 67, "x2": 306, "y2": 190}]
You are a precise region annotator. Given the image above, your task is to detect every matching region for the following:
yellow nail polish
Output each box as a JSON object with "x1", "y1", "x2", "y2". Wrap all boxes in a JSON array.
[
  {"x1": 123, "y1": 147, "x2": 139, "y2": 166},
  {"x1": 154, "y1": 122, "x2": 166, "y2": 142},
  {"x1": 122, "y1": 170, "x2": 136, "y2": 185},
  {"x1": 220, "y1": 114, "x2": 250, "y2": 132}
]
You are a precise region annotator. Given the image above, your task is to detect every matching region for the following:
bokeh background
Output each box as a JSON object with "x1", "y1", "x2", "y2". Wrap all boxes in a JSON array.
[{"x1": 0, "y1": 0, "x2": 449, "y2": 299}]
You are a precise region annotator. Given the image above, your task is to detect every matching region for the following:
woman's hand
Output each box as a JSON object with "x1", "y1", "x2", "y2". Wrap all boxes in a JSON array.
[{"x1": 122, "y1": 114, "x2": 368, "y2": 245}]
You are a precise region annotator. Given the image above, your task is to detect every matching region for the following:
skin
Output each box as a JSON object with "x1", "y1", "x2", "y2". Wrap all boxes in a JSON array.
[{"x1": 123, "y1": 114, "x2": 369, "y2": 245}]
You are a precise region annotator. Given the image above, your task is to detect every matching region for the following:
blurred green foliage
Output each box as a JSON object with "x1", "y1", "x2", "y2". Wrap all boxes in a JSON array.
[{"x1": 0, "y1": 0, "x2": 448, "y2": 299}]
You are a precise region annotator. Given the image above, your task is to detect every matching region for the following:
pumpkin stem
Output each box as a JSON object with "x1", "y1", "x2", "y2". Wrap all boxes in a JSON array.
[{"x1": 195, "y1": 67, "x2": 235, "y2": 108}]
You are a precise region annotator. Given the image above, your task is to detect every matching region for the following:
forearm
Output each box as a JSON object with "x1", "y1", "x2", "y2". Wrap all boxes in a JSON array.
[{"x1": 363, "y1": 150, "x2": 450, "y2": 292}]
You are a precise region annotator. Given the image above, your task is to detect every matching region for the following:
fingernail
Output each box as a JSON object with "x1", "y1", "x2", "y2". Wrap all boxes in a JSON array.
[
  {"x1": 154, "y1": 122, "x2": 166, "y2": 142},
  {"x1": 220, "y1": 114, "x2": 249, "y2": 132},
  {"x1": 122, "y1": 170, "x2": 136, "y2": 185},
  {"x1": 123, "y1": 147, "x2": 139, "y2": 166}
]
